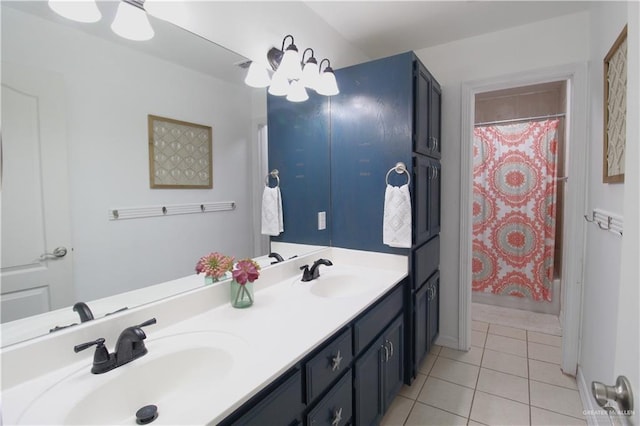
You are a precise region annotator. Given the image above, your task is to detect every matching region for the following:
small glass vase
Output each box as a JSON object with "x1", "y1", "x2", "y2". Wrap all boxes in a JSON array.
[
  {"x1": 204, "y1": 275, "x2": 220, "y2": 285},
  {"x1": 230, "y1": 280, "x2": 254, "y2": 308}
]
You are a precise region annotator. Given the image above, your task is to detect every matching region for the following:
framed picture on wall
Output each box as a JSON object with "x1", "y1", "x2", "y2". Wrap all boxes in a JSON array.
[
  {"x1": 603, "y1": 24, "x2": 627, "y2": 184},
  {"x1": 148, "y1": 115, "x2": 213, "y2": 189}
]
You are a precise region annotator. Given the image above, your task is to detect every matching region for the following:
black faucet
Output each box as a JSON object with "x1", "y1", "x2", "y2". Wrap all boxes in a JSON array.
[
  {"x1": 300, "y1": 258, "x2": 333, "y2": 282},
  {"x1": 268, "y1": 252, "x2": 285, "y2": 264},
  {"x1": 73, "y1": 302, "x2": 95, "y2": 322},
  {"x1": 74, "y1": 318, "x2": 157, "y2": 374}
]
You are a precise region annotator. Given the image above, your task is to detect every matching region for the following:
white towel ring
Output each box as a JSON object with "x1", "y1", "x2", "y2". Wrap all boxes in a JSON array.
[
  {"x1": 265, "y1": 169, "x2": 280, "y2": 188},
  {"x1": 385, "y1": 162, "x2": 410, "y2": 186}
]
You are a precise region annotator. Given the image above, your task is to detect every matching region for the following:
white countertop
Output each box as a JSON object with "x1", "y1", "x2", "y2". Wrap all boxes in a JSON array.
[{"x1": 1, "y1": 247, "x2": 407, "y2": 425}]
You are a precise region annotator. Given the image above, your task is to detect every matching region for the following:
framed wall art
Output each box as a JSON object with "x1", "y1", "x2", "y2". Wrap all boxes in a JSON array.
[
  {"x1": 148, "y1": 115, "x2": 213, "y2": 189},
  {"x1": 603, "y1": 25, "x2": 627, "y2": 184}
]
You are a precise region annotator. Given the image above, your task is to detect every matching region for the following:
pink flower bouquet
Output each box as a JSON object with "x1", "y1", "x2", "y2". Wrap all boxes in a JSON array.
[{"x1": 195, "y1": 252, "x2": 234, "y2": 281}]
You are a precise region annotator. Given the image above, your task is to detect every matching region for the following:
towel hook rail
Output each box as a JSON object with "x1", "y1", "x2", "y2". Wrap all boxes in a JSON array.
[
  {"x1": 265, "y1": 169, "x2": 280, "y2": 188},
  {"x1": 385, "y1": 162, "x2": 410, "y2": 186}
]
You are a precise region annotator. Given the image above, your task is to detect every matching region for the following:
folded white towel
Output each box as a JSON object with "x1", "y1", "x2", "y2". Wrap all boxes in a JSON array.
[
  {"x1": 383, "y1": 184, "x2": 412, "y2": 248},
  {"x1": 261, "y1": 186, "x2": 284, "y2": 236}
]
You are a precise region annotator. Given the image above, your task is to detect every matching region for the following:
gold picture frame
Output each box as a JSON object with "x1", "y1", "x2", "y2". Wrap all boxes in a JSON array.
[
  {"x1": 603, "y1": 25, "x2": 627, "y2": 184},
  {"x1": 148, "y1": 115, "x2": 213, "y2": 189}
]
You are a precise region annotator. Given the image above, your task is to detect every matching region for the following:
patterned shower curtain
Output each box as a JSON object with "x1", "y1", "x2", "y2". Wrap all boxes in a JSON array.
[{"x1": 472, "y1": 119, "x2": 559, "y2": 302}]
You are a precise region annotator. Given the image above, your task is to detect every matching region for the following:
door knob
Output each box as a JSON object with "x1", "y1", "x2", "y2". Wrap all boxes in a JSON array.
[
  {"x1": 592, "y1": 375, "x2": 634, "y2": 413},
  {"x1": 40, "y1": 246, "x2": 68, "y2": 260}
]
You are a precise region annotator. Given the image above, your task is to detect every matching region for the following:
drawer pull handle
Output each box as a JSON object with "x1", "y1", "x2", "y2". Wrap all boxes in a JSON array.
[
  {"x1": 331, "y1": 350, "x2": 343, "y2": 372},
  {"x1": 382, "y1": 343, "x2": 390, "y2": 362},
  {"x1": 388, "y1": 340, "x2": 394, "y2": 359},
  {"x1": 331, "y1": 407, "x2": 343, "y2": 426}
]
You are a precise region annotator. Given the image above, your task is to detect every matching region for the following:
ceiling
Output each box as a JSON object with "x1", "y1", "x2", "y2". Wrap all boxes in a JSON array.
[{"x1": 303, "y1": 1, "x2": 593, "y2": 59}]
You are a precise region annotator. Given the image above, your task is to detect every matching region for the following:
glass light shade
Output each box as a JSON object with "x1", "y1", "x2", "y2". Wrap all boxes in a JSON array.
[
  {"x1": 286, "y1": 80, "x2": 309, "y2": 102},
  {"x1": 268, "y1": 70, "x2": 290, "y2": 96},
  {"x1": 244, "y1": 62, "x2": 271, "y2": 88},
  {"x1": 301, "y1": 60, "x2": 320, "y2": 90},
  {"x1": 316, "y1": 70, "x2": 339, "y2": 96},
  {"x1": 277, "y1": 48, "x2": 302, "y2": 80},
  {"x1": 111, "y1": 1, "x2": 155, "y2": 41},
  {"x1": 48, "y1": 0, "x2": 102, "y2": 23}
]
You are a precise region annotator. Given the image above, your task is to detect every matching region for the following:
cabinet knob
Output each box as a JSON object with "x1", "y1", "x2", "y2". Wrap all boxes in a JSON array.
[
  {"x1": 330, "y1": 350, "x2": 343, "y2": 372},
  {"x1": 331, "y1": 407, "x2": 343, "y2": 426}
]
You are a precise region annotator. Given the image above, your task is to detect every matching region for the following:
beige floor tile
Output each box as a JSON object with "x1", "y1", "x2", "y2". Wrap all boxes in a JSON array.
[
  {"x1": 417, "y1": 376, "x2": 475, "y2": 418},
  {"x1": 485, "y1": 334, "x2": 527, "y2": 357},
  {"x1": 472, "y1": 330, "x2": 487, "y2": 348},
  {"x1": 439, "y1": 345, "x2": 484, "y2": 366},
  {"x1": 470, "y1": 391, "x2": 530, "y2": 426},
  {"x1": 530, "y1": 380, "x2": 584, "y2": 419},
  {"x1": 529, "y1": 359, "x2": 578, "y2": 390},
  {"x1": 531, "y1": 407, "x2": 587, "y2": 425},
  {"x1": 489, "y1": 324, "x2": 527, "y2": 340},
  {"x1": 473, "y1": 320, "x2": 489, "y2": 332},
  {"x1": 528, "y1": 342, "x2": 562, "y2": 364},
  {"x1": 468, "y1": 421, "x2": 489, "y2": 426},
  {"x1": 429, "y1": 357, "x2": 480, "y2": 389},
  {"x1": 476, "y1": 368, "x2": 529, "y2": 404},
  {"x1": 430, "y1": 344, "x2": 443, "y2": 356},
  {"x1": 528, "y1": 331, "x2": 562, "y2": 347},
  {"x1": 399, "y1": 373, "x2": 427, "y2": 400},
  {"x1": 380, "y1": 395, "x2": 415, "y2": 426},
  {"x1": 481, "y1": 348, "x2": 528, "y2": 378},
  {"x1": 418, "y1": 354, "x2": 437, "y2": 375},
  {"x1": 405, "y1": 402, "x2": 468, "y2": 426}
]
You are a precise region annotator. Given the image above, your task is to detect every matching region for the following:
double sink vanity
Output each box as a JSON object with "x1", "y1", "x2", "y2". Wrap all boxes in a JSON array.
[{"x1": 1, "y1": 247, "x2": 408, "y2": 425}]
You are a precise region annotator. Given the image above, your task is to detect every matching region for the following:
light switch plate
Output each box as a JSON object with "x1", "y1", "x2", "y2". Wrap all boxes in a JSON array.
[{"x1": 318, "y1": 211, "x2": 326, "y2": 230}]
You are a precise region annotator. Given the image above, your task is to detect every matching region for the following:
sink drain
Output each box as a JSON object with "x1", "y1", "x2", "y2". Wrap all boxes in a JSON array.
[{"x1": 136, "y1": 405, "x2": 158, "y2": 425}]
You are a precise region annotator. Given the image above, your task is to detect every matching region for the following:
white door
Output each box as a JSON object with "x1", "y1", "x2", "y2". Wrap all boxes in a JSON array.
[{"x1": 1, "y1": 61, "x2": 74, "y2": 322}]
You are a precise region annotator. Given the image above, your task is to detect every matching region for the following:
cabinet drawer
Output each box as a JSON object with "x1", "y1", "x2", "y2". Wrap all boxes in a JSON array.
[
  {"x1": 413, "y1": 236, "x2": 439, "y2": 288},
  {"x1": 305, "y1": 328, "x2": 353, "y2": 403},
  {"x1": 228, "y1": 369, "x2": 303, "y2": 426},
  {"x1": 353, "y1": 284, "x2": 403, "y2": 354},
  {"x1": 306, "y1": 372, "x2": 353, "y2": 426}
]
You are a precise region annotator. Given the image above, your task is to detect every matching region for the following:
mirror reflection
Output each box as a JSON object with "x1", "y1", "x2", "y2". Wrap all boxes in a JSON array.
[{"x1": 0, "y1": 1, "x2": 324, "y2": 347}]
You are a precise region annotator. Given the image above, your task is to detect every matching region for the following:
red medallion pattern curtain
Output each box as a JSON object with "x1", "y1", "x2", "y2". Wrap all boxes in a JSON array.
[{"x1": 472, "y1": 119, "x2": 559, "y2": 302}]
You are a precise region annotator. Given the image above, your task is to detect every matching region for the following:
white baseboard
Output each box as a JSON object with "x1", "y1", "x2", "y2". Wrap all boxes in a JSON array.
[
  {"x1": 577, "y1": 366, "x2": 612, "y2": 426},
  {"x1": 434, "y1": 334, "x2": 460, "y2": 350}
]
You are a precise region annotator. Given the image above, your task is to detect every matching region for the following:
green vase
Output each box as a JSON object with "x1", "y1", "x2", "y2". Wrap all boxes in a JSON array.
[
  {"x1": 204, "y1": 276, "x2": 219, "y2": 285},
  {"x1": 230, "y1": 280, "x2": 254, "y2": 308}
]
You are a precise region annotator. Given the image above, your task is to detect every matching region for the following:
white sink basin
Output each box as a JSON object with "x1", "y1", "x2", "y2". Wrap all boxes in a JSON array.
[
  {"x1": 292, "y1": 266, "x2": 386, "y2": 298},
  {"x1": 16, "y1": 331, "x2": 248, "y2": 425}
]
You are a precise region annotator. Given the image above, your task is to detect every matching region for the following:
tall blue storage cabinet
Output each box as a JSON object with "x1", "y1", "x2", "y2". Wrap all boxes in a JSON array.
[{"x1": 267, "y1": 51, "x2": 442, "y2": 389}]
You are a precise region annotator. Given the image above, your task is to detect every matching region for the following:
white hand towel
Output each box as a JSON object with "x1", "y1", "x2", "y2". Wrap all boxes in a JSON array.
[
  {"x1": 383, "y1": 184, "x2": 412, "y2": 248},
  {"x1": 261, "y1": 186, "x2": 284, "y2": 236}
]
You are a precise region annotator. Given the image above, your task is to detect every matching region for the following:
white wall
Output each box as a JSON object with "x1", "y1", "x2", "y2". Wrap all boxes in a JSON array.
[
  {"x1": 413, "y1": 11, "x2": 591, "y2": 346},
  {"x1": 581, "y1": 0, "x2": 636, "y2": 415},
  {"x1": 3, "y1": 8, "x2": 255, "y2": 301}
]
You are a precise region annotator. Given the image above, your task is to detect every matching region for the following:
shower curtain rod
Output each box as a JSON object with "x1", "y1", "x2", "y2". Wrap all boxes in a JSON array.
[{"x1": 475, "y1": 113, "x2": 566, "y2": 127}]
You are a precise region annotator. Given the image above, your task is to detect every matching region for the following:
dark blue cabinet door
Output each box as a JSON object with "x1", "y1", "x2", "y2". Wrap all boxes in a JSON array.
[
  {"x1": 428, "y1": 272, "x2": 440, "y2": 348},
  {"x1": 429, "y1": 80, "x2": 442, "y2": 159},
  {"x1": 382, "y1": 316, "x2": 404, "y2": 412},
  {"x1": 413, "y1": 282, "x2": 429, "y2": 375},
  {"x1": 267, "y1": 92, "x2": 331, "y2": 246},
  {"x1": 330, "y1": 52, "x2": 413, "y2": 253},
  {"x1": 354, "y1": 336, "x2": 384, "y2": 425}
]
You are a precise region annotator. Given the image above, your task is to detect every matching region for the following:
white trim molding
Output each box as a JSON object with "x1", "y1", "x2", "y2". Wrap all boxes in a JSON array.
[{"x1": 459, "y1": 62, "x2": 589, "y2": 372}]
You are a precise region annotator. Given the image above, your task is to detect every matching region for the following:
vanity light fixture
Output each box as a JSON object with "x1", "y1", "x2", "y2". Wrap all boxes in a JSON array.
[
  {"x1": 300, "y1": 48, "x2": 320, "y2": 90},
  {"x1": 48, "y1": 0, "x2": 102, "y2": 23},
  {"x1": 244, "y1": 61, "x2": 271, "y2": 88},
  {"x1": 268, "y1": 70, "x2": 290, "y2": 96},
  {"x1": 316, "y1": 59, "x2": 340, "y2": 96},
  {"x1": 287, "y1": 80, "x2": 309, "y2": 103},
  {"x1": 276, "y1": 35, "x2": 303, "y2": 80},
  {"x1": 111, "y1": 0, "x2": 155, "y2": 41},
  {"x1": 245, "y1": 34, "x2": 339, "y2": 101}
]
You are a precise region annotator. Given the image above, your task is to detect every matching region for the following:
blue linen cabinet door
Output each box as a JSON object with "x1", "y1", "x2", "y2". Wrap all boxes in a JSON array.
[
  {"x1": 330, "y1": 52, "x2": 413, "y2": 253},
  {"x1": 267, "y1": 92, "x2": 331, "y2": 246}
]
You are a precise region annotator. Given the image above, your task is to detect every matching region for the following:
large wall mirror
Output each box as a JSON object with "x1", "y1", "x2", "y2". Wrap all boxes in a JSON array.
[{"x1": 0, "y1": 1, "x2": 324, "y2": 347}]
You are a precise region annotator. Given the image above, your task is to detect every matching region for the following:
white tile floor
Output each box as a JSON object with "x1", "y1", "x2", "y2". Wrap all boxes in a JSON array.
[{"x1": 380, "y1": 321, "x2": 585, "y2": 426}]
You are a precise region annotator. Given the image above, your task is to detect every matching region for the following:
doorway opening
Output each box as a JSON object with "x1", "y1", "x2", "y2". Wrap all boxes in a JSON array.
[{"x1": 471, "y1": 81, "x2": 567, "y2": 321}]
